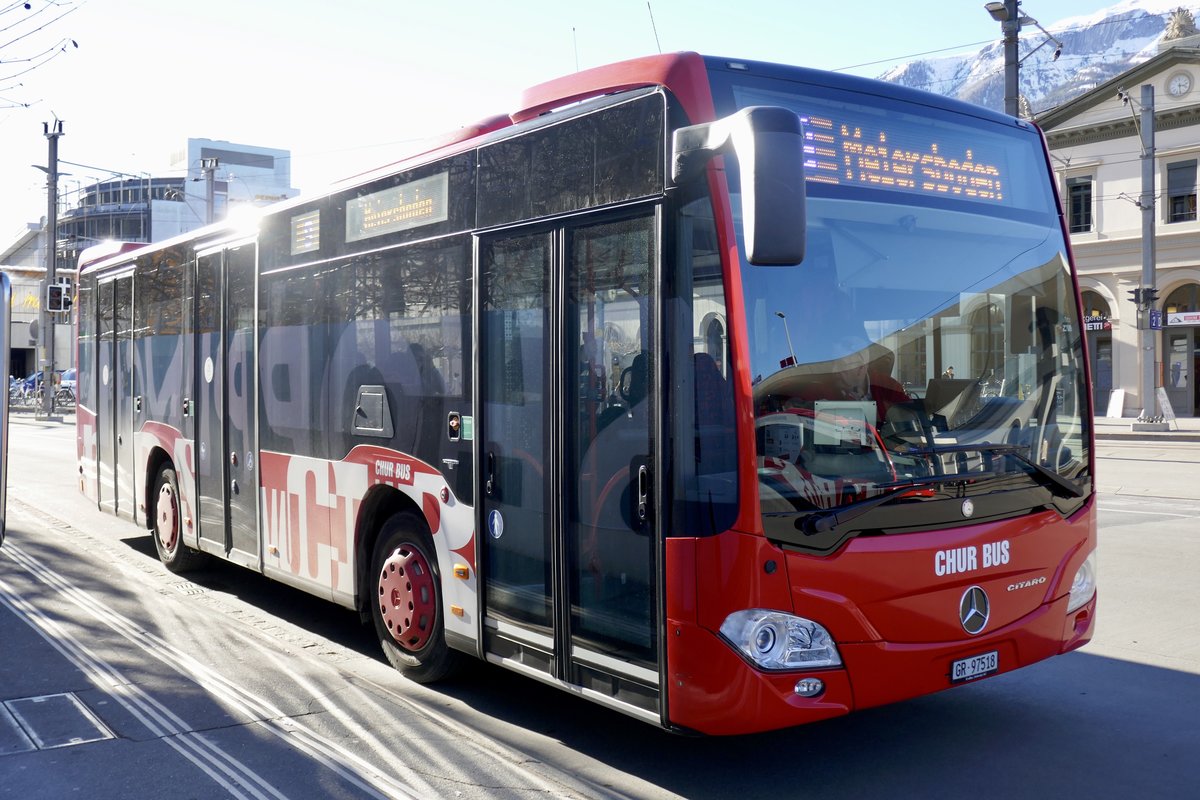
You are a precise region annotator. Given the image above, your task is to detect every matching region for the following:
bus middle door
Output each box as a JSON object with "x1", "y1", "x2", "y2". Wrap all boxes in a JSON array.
[{"x1": 193, "y1": 244, "x2": 259, "y2": 567}]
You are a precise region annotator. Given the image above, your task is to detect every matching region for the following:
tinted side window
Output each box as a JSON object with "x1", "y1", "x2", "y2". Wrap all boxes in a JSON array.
[
  {"x1": 324, "y1": 236, "x2": 473, "y2": 498},
  {"x1": 260, "y1": 266, "x2": 330, "y2": 459},
  {"x1": 478, "y1": 93, "x2": 664, "y2": 228},
  {"x1": 135, "y1": 247, "x2": 187, "y2": 431},
  {"x1": 671, "y1": 197, "x2": 738, "y2": 536},
  {"x1": 77, "y1": 277, "x2": 96, "y2": 410}
]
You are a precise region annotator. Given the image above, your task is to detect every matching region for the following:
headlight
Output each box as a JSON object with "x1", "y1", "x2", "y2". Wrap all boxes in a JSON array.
[
  {"x1": 719, "y1": 609, "x2": 842, "y2": 670},
  {"x1": 1066, "y1": 551, "x2": 1097, "y2": 613}
]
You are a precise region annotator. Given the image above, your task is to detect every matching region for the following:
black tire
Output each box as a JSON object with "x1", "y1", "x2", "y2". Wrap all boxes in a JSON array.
[
  {"x1": 152, "y1": 466, "x2": 207, "y2": 573},
  {"x1": 370, "y1": 512, "x2": 462, "y2": 683}
]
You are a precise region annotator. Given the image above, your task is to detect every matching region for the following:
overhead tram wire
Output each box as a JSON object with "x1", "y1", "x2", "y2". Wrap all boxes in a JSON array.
[
  {"x1": 842, "y1": 4, "x2": 1200, "y2": 84},
  {"x1": 834, "y1": 39, "x2": 995, "y2": 73},
  {"x1": 0, "y1": 0, "x2": 80, "y2": 50}
]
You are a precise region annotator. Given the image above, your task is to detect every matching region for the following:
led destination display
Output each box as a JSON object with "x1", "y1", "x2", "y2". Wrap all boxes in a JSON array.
[
  {"x1": 730, "y1": 81, "x2": 1024, "y2": 208},
  {"x1": 801, "y1": 112, "x2": 1006, "y2": 203}
]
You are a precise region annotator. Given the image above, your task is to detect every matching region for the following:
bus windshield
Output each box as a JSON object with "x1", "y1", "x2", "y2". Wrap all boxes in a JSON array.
[{"x1": 708, "y1": 63, "x2": 1091, "y2": 551}]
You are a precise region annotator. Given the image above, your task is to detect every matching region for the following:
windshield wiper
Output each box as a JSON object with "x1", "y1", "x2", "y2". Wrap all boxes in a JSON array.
[
  {"x1": 799, "y1": 474, "x2": 990, "y2": 535},
  {"x1": 899, "y1": 443, "x2": 1086, "y2": 499}
]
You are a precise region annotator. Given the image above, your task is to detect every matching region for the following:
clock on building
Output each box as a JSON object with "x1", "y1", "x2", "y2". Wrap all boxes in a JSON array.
[{"x1": 1168, "y1": 71, "x2": 1192, "y2": 97}]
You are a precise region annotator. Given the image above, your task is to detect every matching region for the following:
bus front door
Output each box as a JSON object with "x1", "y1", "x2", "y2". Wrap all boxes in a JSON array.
[
  {"x1": 193, "y1": 244, "x2": 259, "y2": 567},
  {"x1": 478, "y1": 214, "x2": 661, "y2": 720}
]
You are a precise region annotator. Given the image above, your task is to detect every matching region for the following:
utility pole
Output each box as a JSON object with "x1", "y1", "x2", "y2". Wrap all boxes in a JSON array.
[
  {"x1": 1136, "y1": 84, "x2": 1162, "y2": 427},
  {"x1": 201, "y1": 157, "x2": 219, "y2": 224},
  {"x1": 39, "y1": 119, "x2": 64, "y2": 420}
]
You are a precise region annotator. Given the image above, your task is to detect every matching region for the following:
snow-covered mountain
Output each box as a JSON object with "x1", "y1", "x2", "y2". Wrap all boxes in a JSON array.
[{"x1": 880, "y1": 0, "x2": 1197, "y2": 114}]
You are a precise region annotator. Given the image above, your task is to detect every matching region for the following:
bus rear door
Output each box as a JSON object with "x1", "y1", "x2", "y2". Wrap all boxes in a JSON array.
[{"x1": 96, "y1": 273, "x2": 137, "y2": 520}]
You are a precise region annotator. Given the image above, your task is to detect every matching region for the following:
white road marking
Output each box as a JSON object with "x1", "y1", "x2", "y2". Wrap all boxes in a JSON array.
[{"x1": 1, "y1": 542, "x2": 417, "y2": 800}]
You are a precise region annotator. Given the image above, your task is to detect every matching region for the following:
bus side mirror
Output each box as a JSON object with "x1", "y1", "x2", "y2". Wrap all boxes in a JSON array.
[{"x1": 671, "y1": 105, "x2": 806, "y2": 266}]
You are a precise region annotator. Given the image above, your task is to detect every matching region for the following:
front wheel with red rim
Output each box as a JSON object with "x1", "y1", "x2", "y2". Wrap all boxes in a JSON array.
[
  {"x1": 152, "y1": 465, "x2": 206, "y2": 573},
  {"x1": 370, "y1": 512, "x2": 461, "y2": 683}
]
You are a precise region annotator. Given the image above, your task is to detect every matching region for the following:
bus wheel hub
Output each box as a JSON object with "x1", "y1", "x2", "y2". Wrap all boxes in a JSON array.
[
  {"x1": 156, "y1": 483, "x2": 177, "y2": 550},
  {"x1": 378, "y1": 544, "x2": 435, "y2": 651}
]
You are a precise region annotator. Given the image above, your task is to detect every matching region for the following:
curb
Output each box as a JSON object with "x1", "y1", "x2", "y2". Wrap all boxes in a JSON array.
[{"x1": 1095, "y1": 431, "x2": 1200, "y2": 443}]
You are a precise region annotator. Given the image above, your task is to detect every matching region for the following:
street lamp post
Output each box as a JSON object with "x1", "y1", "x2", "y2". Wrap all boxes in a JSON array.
[
  {"x1": 201, "y1": 157, "x2": 219, "y2": 224},
  {"x1": 987, "y1": 0, "x2": 1021, "y2": 117},
  {"x1": 985, "y1": 1, "x2": 1063, "y2": 118}
]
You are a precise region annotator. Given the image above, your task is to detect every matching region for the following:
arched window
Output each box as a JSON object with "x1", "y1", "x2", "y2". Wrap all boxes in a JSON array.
[
  {"x1": 1080, "y1": 290, "x2": 1113, "y2": 395},
  {"x1": 1080, "y1": 290, "x2": 1112, "y2": 329},
  {"x1": 704, "y1": 316, "x2": 726, "y2": 375},
  {"x1": 1163, "y1": 284, "x2": 1200, "y2": 315}
]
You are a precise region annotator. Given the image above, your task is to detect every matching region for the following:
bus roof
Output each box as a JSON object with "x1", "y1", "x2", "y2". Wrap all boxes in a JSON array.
[
  {"x1": 78, "y1": 51, "x2": 1026, "y2": 278},
  {"x1": 76, "y1": 240, "x2": 150, "y2": 272}
]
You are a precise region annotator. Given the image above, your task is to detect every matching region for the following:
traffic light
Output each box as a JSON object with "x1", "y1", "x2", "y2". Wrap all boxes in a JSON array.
[
  {"x1": 1127, "y1": 287, "x2": 1142, "y2": 306},
  {"x1": 45, "y1": 282, "x2": 71, "y2": 313},
  {"x1": 1143, "y1": 287, "x2": 1159, "y2": 307}
]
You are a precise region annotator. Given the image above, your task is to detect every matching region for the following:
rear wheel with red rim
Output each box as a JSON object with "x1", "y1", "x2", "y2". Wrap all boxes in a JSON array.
[{"x1": 370, "y1": 512, "x2": 461, "y2": 683}]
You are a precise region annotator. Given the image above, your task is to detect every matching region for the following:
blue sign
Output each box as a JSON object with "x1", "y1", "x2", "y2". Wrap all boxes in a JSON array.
[
  {"x1": 1150, "y1": 309, "x2": 1162, "y2": 330},
  {"x1": 487, "y1": 509, "x2": 505, "y2": 540}
]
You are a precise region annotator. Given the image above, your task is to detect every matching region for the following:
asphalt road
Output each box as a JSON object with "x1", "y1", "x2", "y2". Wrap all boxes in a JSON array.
[{"x1": 2, "y1": 418, "x2": 1197, "y2": 799}]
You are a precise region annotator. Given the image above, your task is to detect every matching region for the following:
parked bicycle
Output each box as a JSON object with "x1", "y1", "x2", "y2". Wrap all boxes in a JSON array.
[
  {"x1": 55, "y1": 385, "x2": 76, "y2": 407},
  {"x1": 7, "y1": 370, "x2": 75, "y2": 412}
]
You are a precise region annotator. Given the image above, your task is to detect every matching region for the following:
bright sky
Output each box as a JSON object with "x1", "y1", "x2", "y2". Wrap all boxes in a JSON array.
[{"x1": 0, "y1": 0, "x2": 1119, "y2": 237}]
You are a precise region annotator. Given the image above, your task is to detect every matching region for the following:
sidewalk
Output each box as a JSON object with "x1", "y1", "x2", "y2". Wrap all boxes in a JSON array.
[{"x1": 1092, "y1": 414, "x2": 1200, "y2": 442}]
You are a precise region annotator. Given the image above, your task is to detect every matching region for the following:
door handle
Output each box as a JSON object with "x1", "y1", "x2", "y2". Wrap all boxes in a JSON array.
[
  {"x1": 485, "y1": 451, "x2": 496, "y2": 497},
  {"x1": 636, "y1": 463, "x2": 649, "y2": 524}
]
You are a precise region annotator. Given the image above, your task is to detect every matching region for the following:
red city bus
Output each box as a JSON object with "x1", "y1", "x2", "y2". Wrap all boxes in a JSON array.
[{"x1": 76, "y1": 52, "x2": 1096, "y2": 735}]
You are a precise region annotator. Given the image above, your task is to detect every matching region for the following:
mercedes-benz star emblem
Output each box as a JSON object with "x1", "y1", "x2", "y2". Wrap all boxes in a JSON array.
[{"x1": 959, "y1": 586, "x2": 990, "y2": 635}]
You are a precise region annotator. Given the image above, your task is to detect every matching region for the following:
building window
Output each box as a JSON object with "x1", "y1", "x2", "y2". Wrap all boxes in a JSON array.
[
  {"x1": 1067, "y1": 176, "x2": 1092, "y2": 233},
  {"x1": 1167, "y1": 160, "x2": 1197, "y2": 223},
  {"x1": 896, "y1": 332, "x2": 926, "y2": 391},
  {"x1": 969, "y1": 300, "x2": 1005, "y2": 384}
]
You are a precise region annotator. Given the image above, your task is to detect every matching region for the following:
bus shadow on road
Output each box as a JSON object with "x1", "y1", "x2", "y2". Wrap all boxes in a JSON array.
[
  {"x1": 107, "y1": 529, "x2": 1195, "y2": 798},
  {"x1": 406, "y1": 647, "x2": 1198, "y2": 799},
  {"x1": 114, "y1": 531, "x2": 380, "y2": 659}
]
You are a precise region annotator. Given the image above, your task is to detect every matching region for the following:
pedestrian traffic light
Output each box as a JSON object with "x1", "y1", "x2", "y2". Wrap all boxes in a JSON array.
[{"x1": 45, "y1": 282, "x2": 71, "y2": 312}]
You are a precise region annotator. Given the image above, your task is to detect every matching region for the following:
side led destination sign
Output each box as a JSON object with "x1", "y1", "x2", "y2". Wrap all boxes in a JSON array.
[
  {"x1": 290, "y1": 209, "x2": 320, "y2": 255},
  {"x1": 800, "y1": 112, "x2": 1006, "y2": 203},
  {"x1": 346, "y1": 172, "x2": 449, "y2": 243}
]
